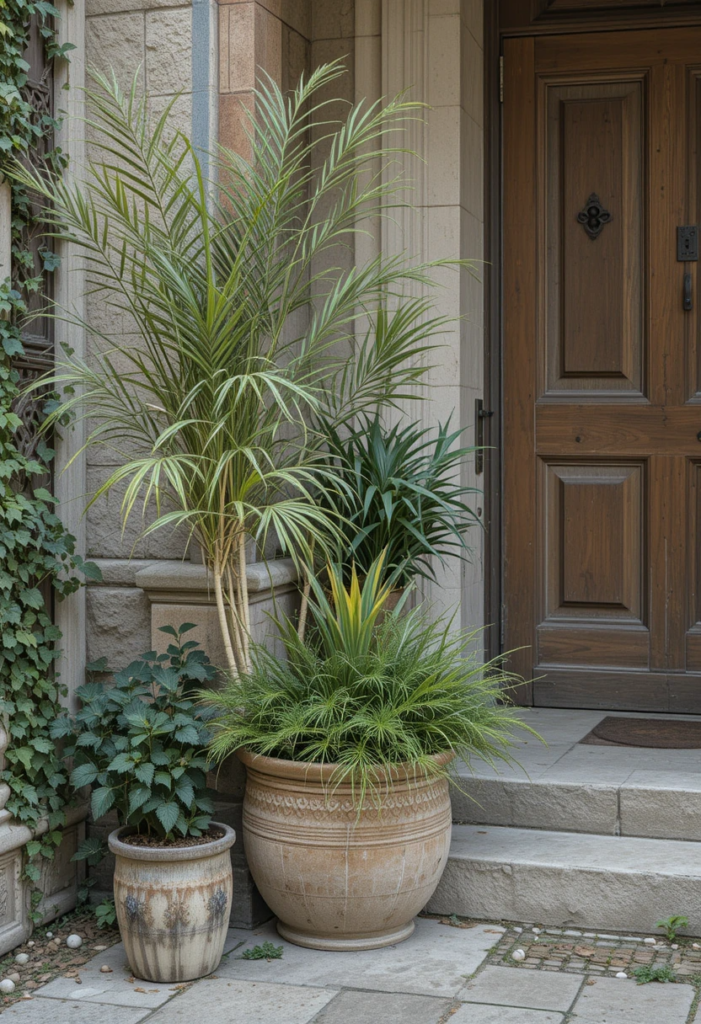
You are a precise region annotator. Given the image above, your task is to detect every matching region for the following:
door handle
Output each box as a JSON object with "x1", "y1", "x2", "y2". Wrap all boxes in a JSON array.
[
  {"x1": 475, "y1": 399, "x2": 494, "y2": 475},
  {"x1": 684, "y1": 272, "x2": 693, "y2": 312}
]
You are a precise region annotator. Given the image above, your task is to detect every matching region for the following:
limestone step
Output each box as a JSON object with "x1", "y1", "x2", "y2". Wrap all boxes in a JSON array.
[
  {"x1": 451, "y1": 768, "x2": 701, "y2": 841},
  {"x1": 429, "y1": 824, "x2": 701, "y2": 935}
]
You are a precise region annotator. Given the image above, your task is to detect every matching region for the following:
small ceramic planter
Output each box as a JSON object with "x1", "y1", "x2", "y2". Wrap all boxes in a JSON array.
[
  {"x1": 108, "y1": 823, "x2": 235, "y2": 982},
  {"x1": 238, "y1": 750, "x2": 452, "y2": 951}
]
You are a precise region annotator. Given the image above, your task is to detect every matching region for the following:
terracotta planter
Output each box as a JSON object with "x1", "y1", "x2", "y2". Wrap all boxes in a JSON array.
[
  {"x1": 238, "y1": 750, "x2": 452, "y2": 951},
  {"x1": 108, "y1": 823, "x2": 235, "y2": 983}
]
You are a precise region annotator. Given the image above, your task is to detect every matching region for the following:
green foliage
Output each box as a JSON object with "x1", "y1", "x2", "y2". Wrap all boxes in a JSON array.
[
  {"x1": 240, "y1": 942, "x2": 283, "y2": 961},
  {"x1": 0, "y1": 299, "x2": 99, "y2": 900},
  {"x1": 633, "y1": 964, "x2": 677, "y2": 985},
  {"x1": 0, "y1": 0, "x2": 73, "y2": 297},
  {"x1": 206, "y1": 555, "x2": 530, "y2": 807},
  {"x1": 52, "y1": 626, "x2": 217, "y2": 841},
  {"x1": 94, "y1": 898, "x2": 117, "y2": 929},
  {"x1": 11, "y1": 62, "x2": 477, "y2": 681},
  {"x1": 656, "y1": 915, "x2": 689, "y2": 942},
  {"x1": 318, "y1": 413, "x2": 480, "y2": 586}
]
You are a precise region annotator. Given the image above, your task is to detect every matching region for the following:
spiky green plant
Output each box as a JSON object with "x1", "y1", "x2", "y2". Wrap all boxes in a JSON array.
[
  {"x1": 12, "y1": 62, "x2": 476, "y2": 679},
  {"x1": 206, "y1": 554, "x2": 528, "y2": 807},
  {"x1": 317, "y1": 413, "x2": 480, "y2": 586}
]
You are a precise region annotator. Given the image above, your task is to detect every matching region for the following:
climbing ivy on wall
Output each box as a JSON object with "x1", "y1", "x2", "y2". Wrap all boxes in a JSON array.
[{"x1": 0, "y1": 0, "x2": 98, "y2": 916}]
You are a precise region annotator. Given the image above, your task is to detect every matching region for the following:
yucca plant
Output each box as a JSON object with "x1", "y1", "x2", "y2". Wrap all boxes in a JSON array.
[
  {"x1": 206, "y1": 554, "x2": 527, "y2": 807},
  {"x1": 316, "y1": 414, "x2": 481, "y2": 589},
  {"x1": 12, "y1": 62, "x2": 476, "y2": 679}
]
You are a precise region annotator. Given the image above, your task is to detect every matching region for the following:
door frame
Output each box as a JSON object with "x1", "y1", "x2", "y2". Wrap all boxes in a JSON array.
[{"x1": 484, "y1": 0, "x2": 701, "y2": 699}]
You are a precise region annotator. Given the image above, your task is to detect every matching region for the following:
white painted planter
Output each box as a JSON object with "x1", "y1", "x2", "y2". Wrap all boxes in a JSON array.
[{"x1": 108, "y1": 823, "x2": 235, "y2": 983}]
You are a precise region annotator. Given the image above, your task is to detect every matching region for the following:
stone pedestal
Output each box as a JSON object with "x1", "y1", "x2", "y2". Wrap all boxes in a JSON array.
[
  {"x1": 132, "y1": 558, "x2": 300, "y2": 929},
  {"x1": 0, "y1": 726, "x2": 87, "y2": 956}
]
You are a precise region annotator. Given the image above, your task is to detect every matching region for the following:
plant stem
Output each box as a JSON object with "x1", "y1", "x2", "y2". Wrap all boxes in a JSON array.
[
  {"x1": 213, "y1": 557, "x2": 239, "y2": 679},
  {"x1": 237, "y1": 531, "x2": 251, "y2": 672}
]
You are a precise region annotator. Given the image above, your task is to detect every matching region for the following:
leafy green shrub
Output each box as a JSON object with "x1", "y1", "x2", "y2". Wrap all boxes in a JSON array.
[
  {"x1": 206, "y1": 556, "x2": 529, "y2": 806},
  {"x1": 95, "y1": 898, "x2": 117, "y2": 929},
  {"x1": 0, "y1": 315, "x2": 100, "y2": 889},
  {"x1": 656, "y1": 915, "x2": 689, "y2": 942},
  {"x1": 52, "y1": 626, "x2": 217, "y2": 841},
  {"x1": 318, "y1": 414, "x2": 479, "y2": 586},
  {"x1": 633, "y1": 965, "x2": 677, "y2": 985},
  {"x1": 240, "y1": 942, "x2": 283, "y2": 961}
]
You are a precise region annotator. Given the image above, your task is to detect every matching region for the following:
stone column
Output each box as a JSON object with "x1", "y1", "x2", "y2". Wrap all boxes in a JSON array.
[{"x1": 363, "y1": 0, "x2": 485, "y2": 633}]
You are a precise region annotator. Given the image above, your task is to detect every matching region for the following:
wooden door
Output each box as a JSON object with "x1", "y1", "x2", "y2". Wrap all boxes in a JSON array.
[{"x1": 503, "y1": 28, "x2": 701, "y2": 712}]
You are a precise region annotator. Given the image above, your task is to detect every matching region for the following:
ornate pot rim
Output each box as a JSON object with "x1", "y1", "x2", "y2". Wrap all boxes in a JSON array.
[
  {"x1": 237, "y1": 749, "x2": 455, "y2": 784},
  {"x1": 108, "y1": 821, "x2": 236, "y2": 863}
]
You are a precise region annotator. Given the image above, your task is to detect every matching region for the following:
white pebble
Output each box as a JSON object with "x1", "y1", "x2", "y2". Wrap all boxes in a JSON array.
[
  {"x1": 643, "y1": 938, "x2": 656, "y2": 946},
  {"x1": 26, "y1": 942, "x2": 34, "y2": 948},
  {"x1": 99, "y1": 966, "x2": 113, "y2": 974},
  {"x1": 672, "y1": 944, "x2": 679, "y2": 950},
  {"x1": 615, "y1": 972, "x2": 627, "y2": 980},
  {"x1": 512, "y1": 949, "x2": 526, "y2": 961},
  {"x1": 45, "y1": 933, "x2": 53, "y2": 939},
  {"x1": 693, "y1": 943, "x2": 700, "y2": 950},
  {"x1": 0, "y1": 979, "x2": 15, "y2": 994},
  {"x1": 514, "y1": 927, "x2": 523, "y2": 934},
  {"x1": 532, "y1": 927, "x2": 541, "y2": 934},
  {"x1": 66, "y1": 935, "x2": 82, "y2": 949},
  {"x1": 14, "y1": 954, "x2": 28, "y2": 966}
]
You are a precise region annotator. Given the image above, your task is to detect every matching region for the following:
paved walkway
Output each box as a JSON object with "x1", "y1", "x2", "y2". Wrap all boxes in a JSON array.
[{"x1": 1, "y1": 917, "x2": 699, "y2": 1024}]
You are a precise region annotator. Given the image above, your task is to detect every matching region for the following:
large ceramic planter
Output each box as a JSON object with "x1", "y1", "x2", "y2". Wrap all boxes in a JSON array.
[
  {"x1": 108, "y1": 823, "x2": 235, "y2": 982},
  {"x1": 238, "y1": 750, "x2": 452, "y2": 951}
]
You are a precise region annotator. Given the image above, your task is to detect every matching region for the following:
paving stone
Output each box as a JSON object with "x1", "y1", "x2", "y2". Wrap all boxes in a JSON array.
[
  {"x1": 310, "y1": 989, "x2": 453, "y2": 1023},
  {"x1": 146, "y1": 978, "x2": 336, "y2": 1024},
  {"x1": 450, "y1": 1006, "x2": 565, "y2": 1024},
  {"x1": 571, "y1": 976, "x2": 694, "y2": 1023},
  {"x1": 219, "y1": 918, "x2": 496, "y2": 998},
  {"x1": 0, "y1": 999, "x2": 150, "y2": 1023},
  {"x1": 34, "y1": 943, "x2": 173, "y2": 1009},
  {"x1": 459, "y1": 967, "x2": 583, "y2": 1010}
]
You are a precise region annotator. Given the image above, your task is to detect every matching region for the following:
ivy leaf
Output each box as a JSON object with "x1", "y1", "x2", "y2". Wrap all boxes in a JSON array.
[
  {"x1": 128, "y1": 786, "x2": 151, "y2": 816},
  {"x1": 156, "y1": 802, "x2": 179, "y2": 835},
  {"x1": 91, "y1": 787, "x2": 116, "y2": 820},
  {"x1": 134, "y1": 763, "x2": 155, "y2": 786},
  {"x1": 70, "y1": 762, "x2": 98, "y2": 789}
]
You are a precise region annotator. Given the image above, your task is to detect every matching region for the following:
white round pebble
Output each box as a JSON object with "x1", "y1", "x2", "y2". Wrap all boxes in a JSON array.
[
  {"x1": 512, "y1": 949, "x2": 526, "y2": 961},
  {"x1": 514, "y1": 927, "x2": 523, "y2": 934},
  {"x1": 66, "y1": 935, "x2": 83, "y2": 949},
  {"x1": 45, "y1": 933, "x2": 53, "y2": 939},
  {"x1": 615, "y1": 972, "x2": 627, "y2": 980},
  {"x1": 14, "y1": 954, "x2": 28, "y2": 966},
  {"x1": 672, "y1": 944, "x2": 679, "y2": 950},
  {"x1": 643, "y1": 938, "x2": 656, "y2": 946},
  {"x1": 0, "y1": 979, "x2": 15, "y2": 994},
  {"x1": 26, "y1": 942, "x2": 34, "y2": 948},
  {"x1": 532, "y1": 927, "x2": 541, "y2": 934},
  {"x1": 100, "y1": 965, "x2": 113, "y2": 974}
]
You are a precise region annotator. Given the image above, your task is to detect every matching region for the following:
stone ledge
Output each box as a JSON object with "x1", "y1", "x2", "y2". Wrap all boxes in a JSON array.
[{"x1": 134, "y1": 558, "x2": 299, "y2": 605}]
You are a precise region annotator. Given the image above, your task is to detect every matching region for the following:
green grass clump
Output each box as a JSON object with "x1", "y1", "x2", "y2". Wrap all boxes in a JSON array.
[{"x1": 207, "y1": 557, "x2": 532, "y2": 808}]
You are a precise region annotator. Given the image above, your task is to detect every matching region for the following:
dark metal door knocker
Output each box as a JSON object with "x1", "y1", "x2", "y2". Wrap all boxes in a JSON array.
[{"x1": 577, "y1": 193, "x2": 612, "y2": 240}]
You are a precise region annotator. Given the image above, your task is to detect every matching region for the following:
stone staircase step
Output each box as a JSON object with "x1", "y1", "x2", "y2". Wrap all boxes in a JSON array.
[
  {"x1": 451, "y1": 769, "x2": 701, "y2": 841},
  {"x1": 428, "y1": 824, "x2": 701, "y2": 935}
]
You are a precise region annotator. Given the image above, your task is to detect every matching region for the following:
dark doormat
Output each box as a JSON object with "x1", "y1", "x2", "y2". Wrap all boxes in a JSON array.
[{"x1": 581, "y1": 716, "x2": 701, "y2": 748}]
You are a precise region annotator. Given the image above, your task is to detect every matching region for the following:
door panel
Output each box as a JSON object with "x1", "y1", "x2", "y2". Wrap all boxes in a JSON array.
[
  {"x1": 503, "y1": 27, "x2": 701, "y2": 710},
  {"x1": 544, "y1": 80, "x2": 644, "y2": 394}
]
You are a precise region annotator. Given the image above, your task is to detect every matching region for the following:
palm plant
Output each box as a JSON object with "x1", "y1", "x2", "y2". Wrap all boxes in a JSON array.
[
  {"x1": 317, "y1": 413, "x2": 480, "y2": 587},
  {"x1": 206, "y1": 554, "x2": 527, "y2": 807},
  {"x1": 12, "y1": 62, "x2": 477, "y2": 679}
]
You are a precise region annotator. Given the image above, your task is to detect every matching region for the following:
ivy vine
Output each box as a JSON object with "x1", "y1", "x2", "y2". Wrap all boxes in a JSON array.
[{"x1": 0, "y1": 1, "x2": 96, "y2": 919}]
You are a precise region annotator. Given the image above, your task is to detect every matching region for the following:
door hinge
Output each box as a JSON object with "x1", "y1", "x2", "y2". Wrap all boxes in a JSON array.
[{"x1": 499, "y1": 55, "x2": 504, "y2": 103}]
